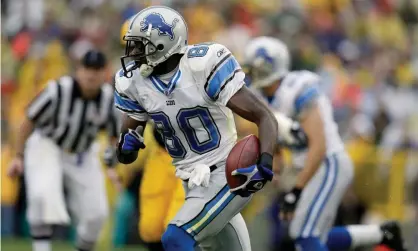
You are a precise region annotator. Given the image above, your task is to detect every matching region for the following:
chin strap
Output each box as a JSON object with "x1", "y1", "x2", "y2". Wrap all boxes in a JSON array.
[{"x1": 139, "y1": 64, "x2": 154, "y2": 77}]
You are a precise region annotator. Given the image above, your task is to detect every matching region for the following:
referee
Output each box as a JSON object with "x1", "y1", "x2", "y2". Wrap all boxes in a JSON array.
[{"x1": 8, "y1": 50, "x2": 119, "y2": 251}]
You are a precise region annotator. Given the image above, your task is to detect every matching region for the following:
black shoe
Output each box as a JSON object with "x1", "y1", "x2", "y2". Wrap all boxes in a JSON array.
[{"x1": 380, "y1": 221, "x2": 407, "y2": 251}]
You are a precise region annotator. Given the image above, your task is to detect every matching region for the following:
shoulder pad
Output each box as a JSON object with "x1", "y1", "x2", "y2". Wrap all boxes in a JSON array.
[
  {"x1": 114, "y1": 68, "x2": 143, "y2": 94},
  {"x1": 283, "y1": 70, "x2": 320, "y2": 89},
  {"x1": 299, "y1": 70, "x2": 320, "y2": 82},
  {"x1": 114, "y1": 73, "x2": 132, "y2": 93},
  {"x1": 296, "y1": 70, "x2": 320, "y2": 83},
  {"x1": 186, "y1": 43, "x2": 231, "y2": 74}
]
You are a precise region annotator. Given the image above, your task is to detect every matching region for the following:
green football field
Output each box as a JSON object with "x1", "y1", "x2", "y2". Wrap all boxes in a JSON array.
[{"x1": 1, "y1": 238, "x2": 147, "y2": 251}]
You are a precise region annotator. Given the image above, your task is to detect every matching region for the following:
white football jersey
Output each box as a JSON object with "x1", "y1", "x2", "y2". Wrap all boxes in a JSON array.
[
  {"x1": 257, "y1": 70, "x2": 344, "y2": 168},
  {"x1": 114, "y1": 43, "x2": 244, "y2": 172}
]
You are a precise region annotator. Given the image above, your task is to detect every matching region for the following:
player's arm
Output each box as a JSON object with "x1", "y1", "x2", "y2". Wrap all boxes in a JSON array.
[
  {"x1": 102, "y1": 95, "x2": 120, "y2": 169},
  {"x1": 227, "y1": 86, "x2": 278, "y2": 156},
  {"x1": 279, "y1": 83, "x2": 325, "y2": 220},
  {"x1": 9, "y1": 83, "x2": 55, "y2": 177},
  {"x1": 280, "y1": 106, "x2": 325, "y2": 220},
  {"x1": 198, "y1": 44, "x2": 277, "y2": 195},
  {"x1": 114, "y1": 76, "x2": 148, "y2": 164},
  {"x1": 198, "y1": 44, "x2": 277, "y2": 156},
  {"x1": 16, "y1": 82, "x2": 56, "y2": 156},
  {"x1": 295, "y1": 102, "x2": 326, "y2": 189},
  {"x1": 116, "y1": 115, "x2": 147, "y2": 164},
  {"x1": 226, "y1": 86, "x2": 278, "y2": 196},
  {"x1": 15, "y1": 119, "x2": 35, "y2": 158}
]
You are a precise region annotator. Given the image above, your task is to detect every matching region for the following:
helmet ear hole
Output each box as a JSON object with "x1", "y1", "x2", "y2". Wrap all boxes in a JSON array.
[{"x1": 157, "y1": 44, "x2": 164, "y2": 51}]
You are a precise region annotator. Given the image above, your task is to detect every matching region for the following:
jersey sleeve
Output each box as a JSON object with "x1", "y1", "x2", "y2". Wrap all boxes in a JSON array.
[
  {"x1": 294, "y1": 83, "x2": 320, "y2": 115},
  {"x1": 193, "y1": 44, "x2": 245, "y2": 106},
  {"x1": 284, "y1": 71, "x2": 321, "y2": 118},
  {"x1": 26, "y1": 80, "x2": 56, "y2": 124},
  {"x1": 114, "y1": 73, "x2": 149, "y2": 122}
]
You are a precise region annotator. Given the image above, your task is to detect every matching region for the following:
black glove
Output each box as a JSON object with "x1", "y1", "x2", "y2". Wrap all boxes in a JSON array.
[
  {"x1": 279, "y1": 187, "x2": 302, "y2": 221},
  {"x1": 103, "y1": 146, "x2": 117, "y2": 167},
  {"x1": 287, "y1": 122, "x2": 308, "y2": 150}
]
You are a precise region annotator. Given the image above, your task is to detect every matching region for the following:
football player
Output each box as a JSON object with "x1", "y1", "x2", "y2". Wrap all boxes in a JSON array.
[
  {"x1": 115, "y1": 19, "x2": 186, "y2": 251},
  {"x1": 114, "y1": 6, "x2": 278, "y2": 251},
  {"x1": 243, "y1": 36, "x2": 407, "y2": 251}
]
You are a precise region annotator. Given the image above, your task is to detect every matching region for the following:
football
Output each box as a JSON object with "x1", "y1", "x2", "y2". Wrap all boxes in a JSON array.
[{"x1": 226, "y1": 134, "x2": 260, "y2": 189}]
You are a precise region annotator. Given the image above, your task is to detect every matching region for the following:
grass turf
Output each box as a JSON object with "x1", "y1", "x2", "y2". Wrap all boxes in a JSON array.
[{"x1": 1, "y1": 238, "x2": 147, "y2": 251}]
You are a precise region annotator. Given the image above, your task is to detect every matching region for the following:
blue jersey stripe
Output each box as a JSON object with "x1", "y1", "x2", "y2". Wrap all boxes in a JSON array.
[
  {"x1": 114, "y1": 91, "x2": 145, "y2": 112},
  {"x1": 308, "y1": 155, "x2": 338, "y2": 235},
  {"x1": 150, "y1": 76, "x2": 166, "y2": 94},
  {"x1": 300, "y1": 157, "x2": 331, "y2": 237},
  {"x1": 168, "y1": 70, "x2": 181, "y2": 94},
  {"x1": 150, "y1": 70, "x2": 182, "y2": 96},
  {"x1": 192, "y1": 193, "x2": 235, "y2": 234},
  {"x1": 294, "y1": 86, "x2": 319, "y2": 114},
  {"x1": 206, "y1": 57, "x2": 239, "y2": 99}
]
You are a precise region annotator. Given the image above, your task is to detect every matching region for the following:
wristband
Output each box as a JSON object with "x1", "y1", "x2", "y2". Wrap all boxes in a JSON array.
[
  {"x1": 258, "y1": 152, "x2": 273, "y2": 170},
  {"x1": 291, "y1": 187, "x2": 303, "y2": 197}
]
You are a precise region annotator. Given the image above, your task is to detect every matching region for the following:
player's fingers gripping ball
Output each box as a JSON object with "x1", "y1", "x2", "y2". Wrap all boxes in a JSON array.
[{"x1": 226, "y1": 135, "x2": 273, "y2": 197}]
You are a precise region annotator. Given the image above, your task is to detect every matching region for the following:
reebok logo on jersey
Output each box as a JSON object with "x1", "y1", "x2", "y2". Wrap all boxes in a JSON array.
[
  {"x1": 166, "y1": 100, "x2": 175, "y2": 106},
  {"x1": 217, "y1": 48, "x2": 225, "y2": 57}
]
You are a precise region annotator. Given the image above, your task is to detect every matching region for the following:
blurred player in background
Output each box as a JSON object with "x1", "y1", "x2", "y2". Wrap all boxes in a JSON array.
[
  {"x1": 114, "y1": 6, "x2": 278, "y2": 251},
  {"x1": 8, "y1": 50, "x2": 120, "y2": 251},
  {"x1": 244, "y1": 36, "x2": 407, "y2": 251},
  {"x1": 115, "y1": 19, "x2": 186, "y2": 251}
]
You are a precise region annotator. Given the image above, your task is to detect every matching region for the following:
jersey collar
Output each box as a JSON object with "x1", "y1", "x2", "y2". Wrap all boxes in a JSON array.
[{"x1": 150, "y1": 69, "x2": 182, "y2": 96}]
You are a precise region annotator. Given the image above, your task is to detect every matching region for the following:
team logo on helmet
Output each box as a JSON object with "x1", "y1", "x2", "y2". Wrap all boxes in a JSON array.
[
  {"x1": 140, "y1": 12, "x2": 178, "y2": 40},
  {"x1": 255, "y1": 48, "x2": 274, "y2": 66}
]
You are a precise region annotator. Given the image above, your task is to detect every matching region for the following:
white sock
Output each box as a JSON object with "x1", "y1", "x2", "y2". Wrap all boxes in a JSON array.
[
  {"x1": 347, "y1": 225, "x2": 384, "y2": 247},
  {"x1": 32, "y1": 240, "x2": 51, "y2": 251}
]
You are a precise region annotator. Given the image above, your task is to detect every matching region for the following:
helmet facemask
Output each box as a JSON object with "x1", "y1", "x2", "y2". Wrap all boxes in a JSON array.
[
  {"x1": 120, "y1": 36, "x2": 159, "y2": 78},
  {"x1": 246, "y1": 58, "x2": 281, "y2": 88}
]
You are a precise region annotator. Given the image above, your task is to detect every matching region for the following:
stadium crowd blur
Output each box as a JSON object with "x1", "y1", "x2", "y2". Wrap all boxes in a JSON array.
[{"x1": 1, "y1": 0, "x2": 418, "y2": 250}]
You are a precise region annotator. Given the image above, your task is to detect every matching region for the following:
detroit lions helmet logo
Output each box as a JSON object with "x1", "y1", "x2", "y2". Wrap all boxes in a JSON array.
[
  {"x1": 255, "y1": 47, "x2": 274, "y2": 66},
  {"x1": 140, "y1": 13, "x2": 179, "y2": 40}
]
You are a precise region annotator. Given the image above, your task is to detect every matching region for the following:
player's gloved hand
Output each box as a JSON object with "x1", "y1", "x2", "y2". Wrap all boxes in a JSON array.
[
  {"x1": 274, "y1": 112, "x2": 308, "y2": 150},
  {"x1": 279, "y1": 187, "x2": 302, "y2": 221},
  {"x1": 187, "y1": 164, "x2": 211, "y2": 189},
  {"x1": 116, "y1": 128, "x2": 146, "y2": 164},
  {"x1": 103, "y1": 146, "x2": 117, "y2": 167},
  {"x1": 288, "y1": 122, "x2": 308, "y2": 150},
  {"x1": 119, "y1": 129, "x2": 146, "y2": 151},
  {"x1": 230, "y1": 153, "x2": 274, "y2": 197}
]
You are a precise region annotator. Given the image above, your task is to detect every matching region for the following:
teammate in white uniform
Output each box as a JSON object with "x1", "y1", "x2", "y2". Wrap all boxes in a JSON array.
[
  {"x1": 114, "y1": 7, "x2": 278, "y2": 251},
  {"x1": 244, "y1": 36, "x2": 407, "y2": 251}
]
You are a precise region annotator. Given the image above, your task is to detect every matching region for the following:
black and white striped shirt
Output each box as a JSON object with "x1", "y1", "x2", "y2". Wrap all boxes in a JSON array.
[{"x1": 26, "y1": 76, "x2": 119, "y2": 153}]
